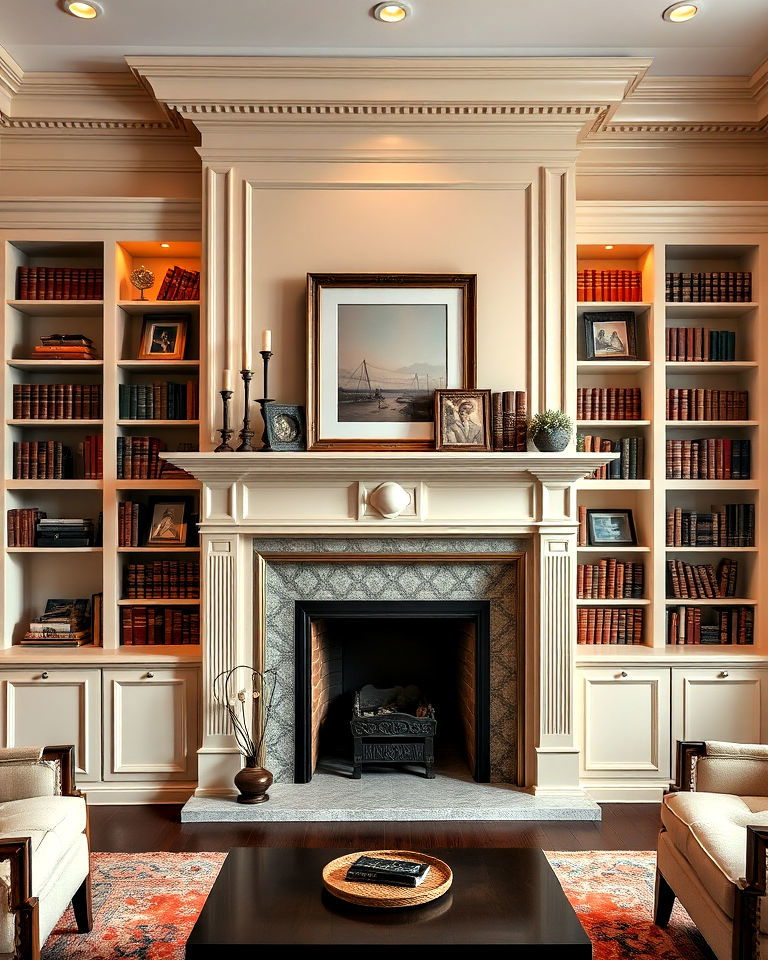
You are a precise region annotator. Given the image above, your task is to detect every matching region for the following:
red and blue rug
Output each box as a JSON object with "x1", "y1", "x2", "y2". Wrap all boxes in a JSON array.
[{"x1": 42, "y1": 850, "x2": 710, "y2": 959}]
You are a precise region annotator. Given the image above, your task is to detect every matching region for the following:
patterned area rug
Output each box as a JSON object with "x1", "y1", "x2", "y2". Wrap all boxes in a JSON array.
[{"x1": 42, "y1": 850, "x2": 711, "y2": 959}]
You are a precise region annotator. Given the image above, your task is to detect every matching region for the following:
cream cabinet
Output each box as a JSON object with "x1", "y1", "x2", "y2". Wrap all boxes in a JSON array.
[
  {"x1": 577, "y1": 666, "x2": 671, "y2": 780},
  {"x1": 102, "y1": 667, "x2": 199, "y2": 781},
  {"x1": 671, "y1": 667, "x2": 768, "y2": 747},
  {"x1": 0, "y1": 668, "x2": 102, "y2": 781}
]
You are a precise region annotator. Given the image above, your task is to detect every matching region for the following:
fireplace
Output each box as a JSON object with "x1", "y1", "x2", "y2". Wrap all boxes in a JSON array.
[{"x1": 294, "y1": 600, "x2": 491, "y2": 784}]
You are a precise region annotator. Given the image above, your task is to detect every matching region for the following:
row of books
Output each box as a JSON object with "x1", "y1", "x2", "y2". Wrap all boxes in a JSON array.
[
  {"x1": 577, "y1": 607, "x2": 644, "y2": 645},
  {"x1": 156, "y1": 266, "x2": 200, "y2": 301},
  {"x1": 666, "y1": 389, "x2": 748, "y2": 422},
  {"x1": 34, "y1": 334, "x2": 97, "y2": 361},
  {"x1": 12, "y1": 440, "x2": 72, "y2": 479},
  {"x1": 577, "y1": 269, "x2": 643, "y2": 302},
  {"x1": 667, "y1": 558, "x2": 739, "y2": 600},
  {"x1": 118, "y1": 500, "x2": 146, "y2": 547},
  {"x1": 7, "y1": 508, "x2": 45, "y2": 547},
  {"x1": 579, "y1": 435, "x2": 644, "y2": 480},
  {"x1": 124, "y1": 561, "x2": 200, "y2": 599},
  {"x1": 118, "y1": 382, "x2": 198, "y2": 421},
  {"x1": 665, "y1": 439, "x2": 751, "y2": 480},
  {"x1": 667, "y1": 606, "x2": 754, "y2": 645},
  {"x1": 120, "y1": 606, "x2": 200, "y2": 645},
  {"x1": 13, "y1": 383, "x2": 102, "y2": 420},
  {"x1": 81, "y1": 434, "x2": 103, "y2": 480},
  {"x1": 666, "y1": 504, "x2": 755, "y2": 547},
  {"x1": 665, "y1": 272, "x2": 752, "y2": 303},
  {"x1": 576, "y1": 387, "x2": 642, "y2": 421},
  {"x1": 117, "y1": 436, "x2": 166, "y2": 479},
  {"x1": 665, "y1": 328, "x2": 737, "y2": 362},
  {"x1": 17, "y1": 267, "x2": 103, "y2": 301},
  {"x1": 577, "y1": 560, "x2": 645, "y2": 599},
  {"x1": 491, "y1": 391, "x2": 527, "y2": 451}
]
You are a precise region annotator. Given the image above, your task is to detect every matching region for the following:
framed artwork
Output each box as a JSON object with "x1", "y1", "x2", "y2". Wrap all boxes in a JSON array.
[
  {"x1": 138, "y1": 314, "x2": 188, "y2": 361},
  {"x1": 434, "y1": 389, "x2": 492, "y2": 452},
  {"x1": 307, "y1": 273, "x2": 476, "y2": 451},
  {"x1": 587, "y1": 509, "x2": 637, "y2": 547},
  {"x1": 147, "y1": 500, "x2": 187, "y2": 546},
  {"x1": 264, "y1": 403, "x2": 307, "y2": 451},
  {"x1": 583, "y1": 312, "x2": 637, "y2": 361}
]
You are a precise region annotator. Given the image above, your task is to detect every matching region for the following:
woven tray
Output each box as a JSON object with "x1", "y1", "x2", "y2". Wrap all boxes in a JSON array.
[{"x1": 322, "y1": 850, "x2": 452, "y2": 909}]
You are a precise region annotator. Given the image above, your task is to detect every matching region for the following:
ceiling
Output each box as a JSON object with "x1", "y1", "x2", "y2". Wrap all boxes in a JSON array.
[{"x1": 2, "y1": 0, "x2": 767, "y2": 77}]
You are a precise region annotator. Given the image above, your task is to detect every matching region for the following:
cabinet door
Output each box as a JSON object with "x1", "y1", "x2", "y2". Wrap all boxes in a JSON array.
[
  {"x1": 672, "y1": 667, "x2": 768, "y2": 747},
  {"x1": 102, "y1": 668, "x2": 199, "y2": 781},
  {"x1": 0, "y1": 668, "x2": 101, "y2": 781},
  {"x1": 577, "y1": 667, "x2": 671, "y2": 779}
]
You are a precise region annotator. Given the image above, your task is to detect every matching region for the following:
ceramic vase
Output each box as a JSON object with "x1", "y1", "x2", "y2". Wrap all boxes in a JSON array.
[{"x1": 234, "y1": 756, "x2": 273, "y2": 804}]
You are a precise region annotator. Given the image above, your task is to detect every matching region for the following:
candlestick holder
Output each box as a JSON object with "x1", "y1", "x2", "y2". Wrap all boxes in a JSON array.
[
  {"x1": 214, "y1": 390, "x2": 234, "y2": 452},
  {"x1": 236, "y1": 369, "x2": 255, "y2": 452},
  {"x1": 257, "y1": 350, "x2": 274, "y2": 452}
]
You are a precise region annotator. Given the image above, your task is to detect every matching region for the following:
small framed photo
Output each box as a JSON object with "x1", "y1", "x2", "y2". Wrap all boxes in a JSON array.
[
  {"x1": 138, "y1": 314, "x2": 188, "y2": 361},
  {"x1": 587, "y1": 509, "x2": 637, "y2": 546},
  {"x1": 264, "y1": 403, "x2": 306, "y2": 451},
  {"x1": 147, "y1": 501, "x2": 187, "y2": 546},
  {"x1": 583, "y1": 312, "x2": 637, "y2": 361},
  {"x1": 434, "y1": 389, "x2": 492, "y2": 451}
]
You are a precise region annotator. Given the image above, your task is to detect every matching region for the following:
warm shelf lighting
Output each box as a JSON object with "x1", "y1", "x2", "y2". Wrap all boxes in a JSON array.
[
  {"x1": 662, "y1": 3, "x2": 698, "y2": 22},
  {"x1": 160, "y1": 243, "x2": 170, "y2": 248},
  {"x1": 62, "y1": 0, "x2": 104, "y2": 18},
  {"x1": 373, "y1": 2, "x2": 410, "y2": 23},
  {"x1": 604, "y1": 244, "x2": 615, "y2": 250}
]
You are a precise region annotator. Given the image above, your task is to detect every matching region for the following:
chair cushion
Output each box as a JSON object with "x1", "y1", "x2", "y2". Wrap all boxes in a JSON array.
[
  {"x1": 662, "y1": 791, "x2": 768, "y2": 918},
  {"x1": 0, "y1": 795, "x2": 86, "y2": 887}
]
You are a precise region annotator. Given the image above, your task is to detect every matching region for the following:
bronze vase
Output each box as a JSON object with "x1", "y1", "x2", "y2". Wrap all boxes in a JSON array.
[{"x1": 234, "y1": 756, "x2": 273, "y2": 804}]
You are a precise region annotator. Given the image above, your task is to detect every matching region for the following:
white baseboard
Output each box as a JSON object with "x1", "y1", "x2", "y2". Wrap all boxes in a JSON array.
[
  {"x1": 582, "y1": 781, "x2": 669, "y2": 803},
  {"x1": 81, "y1": 782, "x2": 197, "y2": 805}
]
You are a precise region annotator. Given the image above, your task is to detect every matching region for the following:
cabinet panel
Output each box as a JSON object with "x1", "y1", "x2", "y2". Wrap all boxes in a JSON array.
[
  {"x1": 0, "y1": 668, "x2": 101, "y2": 781},
  {"x1": 672, "y1": 668, "x2": 768, "y2": 747},
  {"x1": 103, "y1": 668, "x2": 198, "y2": 781},
  {"x1": 578, "y1": 667, "x2": 671, "y2": 779}
]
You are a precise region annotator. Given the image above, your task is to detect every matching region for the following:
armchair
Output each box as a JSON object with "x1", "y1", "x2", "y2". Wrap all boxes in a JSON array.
[
  {"x1": 655, "y1": 740, "x2": 768, "y2": 960},
  {"x1": 0, "y1": 745, "x2": 91, "y2": 960}
]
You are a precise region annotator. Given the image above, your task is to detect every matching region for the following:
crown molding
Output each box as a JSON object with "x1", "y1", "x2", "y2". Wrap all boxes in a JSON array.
[
  {"x1": 0, "y1": 197, "x2": 201, "y2": 232},
  {"x1": 0, "y1": 44, "x2": 23, "y2": 118},
  {"x1": 575, "y1": 200, "x2": 768, "y2": 235}
]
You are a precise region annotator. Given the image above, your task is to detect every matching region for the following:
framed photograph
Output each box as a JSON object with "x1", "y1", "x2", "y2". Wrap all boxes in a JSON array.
[
  {"x1": 434, "y1": 389, "x2": 492, "y2": 452},
  {"x1": 147, "y1": 501, "x2": 187, "y2": 546},
  {"x1": 264, "y1": 403, "x2": 306, "y2": 452},
  {"x1": 138, "y1": 314, "x2": 188, "y2": 361},
  {"x1": 587, "y1": 509, "x2": 637, "y2": 547},
  {"x1": 307, "y1": 273, "x2": 476, "y2": 451},
  {"x1": 583, "y1": 312, "x2": 637, "y2": 361}
]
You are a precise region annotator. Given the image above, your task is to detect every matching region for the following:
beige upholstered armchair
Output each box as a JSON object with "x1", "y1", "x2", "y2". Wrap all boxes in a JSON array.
[
  {"x1": 0, "y1": 745, "x2": 91, "y2": 960},
  {"x1": 655, "y1": 740, "x2": 768, "y2": 960}
]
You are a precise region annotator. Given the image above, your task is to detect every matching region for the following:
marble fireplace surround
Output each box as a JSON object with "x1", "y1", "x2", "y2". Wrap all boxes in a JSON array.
[{"x1": 164, "y1": 450, "x2": 614, "y2": 800}]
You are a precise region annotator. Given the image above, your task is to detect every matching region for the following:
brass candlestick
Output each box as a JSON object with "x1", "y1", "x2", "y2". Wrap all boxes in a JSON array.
[
  {"x1": 256, "y1": 350, "x2": 274, "y2": 452},
  {"x1": 236, "y1": 370, "x2": 255, "y2": 452},
  {"x1": 214, "y1": 390, "x2": 234, "y2": 452}
]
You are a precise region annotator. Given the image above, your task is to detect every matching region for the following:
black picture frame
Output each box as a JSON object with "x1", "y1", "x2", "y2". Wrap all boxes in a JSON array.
[
  {"x1": 264, "y1": 403, "x2": 307, "y2": 451},
  {"x1": 587, "y1": 509, "x2": 638, "y2": 547},
  {"x1": 583, "y1": 311, "x2": 637, "y2": 361},
  {"x1": 145, "y1": 495, "x2": 197, "y2": 547}
]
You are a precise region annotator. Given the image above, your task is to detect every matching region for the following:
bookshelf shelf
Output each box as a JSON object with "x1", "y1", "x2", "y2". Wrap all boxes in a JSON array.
[
  {"x1": 117, "y1": 598, "x2": 200, "y2": 606},
  {"x1": 666, "y1": 362, "x2": 758, "y2": 374},
  {"x1": 578, "y1": 546, "x2": 651, "y2": 554},
  {"x1": 577, "y1": 361, "x2": 651, "y2": 374},
  {"x1": 7, "y1": 419, "x2": 103, "y2": 427},
  {"x1": 577, "y1": 420, "x2": 651, "y2": 427},
  {"x1": 6, "y1": 479, "x2": 103, "y2": 490},
  {"x1": 117, "y1": 546, "x2": 200, "y2": 553},
  {"x1": 579, "y1": 480, "x2": 651, "y2": 490},
  {"x1": 664, "y1": 598, "x2": 757, "y2": 606},
  {"x1": 117, "y1": 420, "x2": 200, "y2": 427},
  {"x1": 7, "y1": 359, "x2": 104, "y2": 372},
  {"x1": 6, "y1": 299, "x2": 104, "y2": 317},
  {"x1": 664, "y1": 480, "x2": 759, "y2": 490},
  {"x1": 665, "y1": 420, "x2": 758, "y2": 428},
  {"x1": 577, "y1": 598, "x2": 650, "y2": 606},
  {"x1": 115, "y1": 479, "x2": 198, "y2": 490},
  {"x1": 665, "y1": 302, "x2": 758, "y2": 319},
  {"x1": 117, "y1": 360, "x2": 200, "y2": 371},
  {"x1": 7, "y1": 547, "x2": 103, "y2": 554},
  {"x1": 577, "y1": 302, "x2": 653, "y2": 312},
  {"x1": 666, "y1": 546, "x2": 758, "y2": 553},
  {"x1": 117, "y1": 300, "x2": 200, "y2": 315}
]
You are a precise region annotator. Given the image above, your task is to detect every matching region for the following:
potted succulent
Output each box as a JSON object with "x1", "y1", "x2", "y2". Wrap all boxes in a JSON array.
[
  {"x1": 528, "y1": 409, "x2": 574, "y2": 453},
  {"x1": 214, "y1": 664, "x2": 277, "y2": 804}
]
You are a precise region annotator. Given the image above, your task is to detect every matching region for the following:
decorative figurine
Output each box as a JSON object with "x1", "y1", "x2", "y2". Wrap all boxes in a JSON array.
[{"x1": 129, "y1": 265, "x2": 155, "y2": 301}]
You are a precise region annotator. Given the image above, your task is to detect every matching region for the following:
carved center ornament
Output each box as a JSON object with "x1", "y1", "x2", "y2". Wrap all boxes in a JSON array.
[{"x1": 367, "y1": 481, "x2": 413, "y2": 519}]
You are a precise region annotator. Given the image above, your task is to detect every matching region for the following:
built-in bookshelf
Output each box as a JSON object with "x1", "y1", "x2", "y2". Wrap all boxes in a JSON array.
[
  {"x1": 1, "y1": 238, "x2": 203, "y2": 658},
  {"x1": 575, "y1": 240, "x2": 763, "y2": 651}
]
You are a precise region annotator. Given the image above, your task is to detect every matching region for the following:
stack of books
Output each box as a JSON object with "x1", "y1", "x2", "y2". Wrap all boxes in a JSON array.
[
  {"x1": 491, "y1": 391, "x2": 527, "y2": 451},
  {"x1": 21, "y1": 598, "x2": 92, "y2": 647},
  {"x1": 344, "y1": 855, "x2": 430, "y2": 888},
  {"x1": 33, "y1": 334, "x2": 97, "y2": 361},
  {"x1": 577, "y1": 269, "x2": 642, "y2": 301},
  {"x1": 36, "y1": 518, "x2": 94, "y2": 548},
  {"x1": 156, "y1": 266, "x2": 200, "y2": 300},
  {"x1": 17, "y1": 267, "x2": 103, "y2": 300},
  {"x1": 665, "y1": 271, "x2": 751, "y2": 303},
  {"x1": 665, "y1": 328, "x2": 737, "y2": 361}
]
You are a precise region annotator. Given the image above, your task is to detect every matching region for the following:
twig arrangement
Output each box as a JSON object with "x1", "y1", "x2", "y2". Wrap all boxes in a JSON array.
[{"x1": 213, "y1": 664, "x2": 276, "y2": 760}]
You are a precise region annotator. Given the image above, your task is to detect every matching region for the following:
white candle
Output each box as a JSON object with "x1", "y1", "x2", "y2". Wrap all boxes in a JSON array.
[
  {"x1": 261, "y1": 329, "x2": 272, "y2": 353},
  {"x1": 244, "y1": 337, "x2": 252, "y2": 372},
  {"x1": 222, "y1": 369, "x2": 233, "y2": 392}
]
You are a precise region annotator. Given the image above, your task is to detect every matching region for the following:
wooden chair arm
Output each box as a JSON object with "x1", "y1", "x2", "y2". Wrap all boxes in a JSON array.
[
  {"x1": 742, "y1": 826, "x2": 768, "y2": 895},
  {"x1": 0, "y1": 837, "x2": 40, "y2": 960},
  {"x1": 41, "y1": 745, "x2": 76, "y2": 796},
  {"x1": 674, "y1": 741, "x2": 706, "y2": 792}
]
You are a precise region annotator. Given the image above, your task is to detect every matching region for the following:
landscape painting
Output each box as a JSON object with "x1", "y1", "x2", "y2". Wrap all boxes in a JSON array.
[{"x1": 337, "y1": 303, "x2": 448, "y2": 423}]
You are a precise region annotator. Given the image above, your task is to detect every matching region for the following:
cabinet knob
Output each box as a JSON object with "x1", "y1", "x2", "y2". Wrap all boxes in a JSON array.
[
  {"x1": 619, "y1": 671, "x2": 628, "y2": 678},
  {"x1": 719, "y1": 671, "x2": 729, "y2": 678},
  {"x1": 146, "y1": 672, "x2": 154, "y2": 679},
  {"x1": 40, "y1": 671, "x2": 49, "y2": 680}
]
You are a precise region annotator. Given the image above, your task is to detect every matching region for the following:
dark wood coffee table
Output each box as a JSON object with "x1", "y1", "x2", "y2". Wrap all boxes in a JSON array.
[{"x1": 185, "y1": 847, "x2": 591, "y2": 956}]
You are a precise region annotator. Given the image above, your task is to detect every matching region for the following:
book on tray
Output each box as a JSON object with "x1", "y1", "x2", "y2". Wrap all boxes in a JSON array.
[
  {"x1": 344, "y1": 855, "x2": 430, "y2": 887},
  {"x1": 21, "y1": 597, "x2": 92, "y2": 646}
]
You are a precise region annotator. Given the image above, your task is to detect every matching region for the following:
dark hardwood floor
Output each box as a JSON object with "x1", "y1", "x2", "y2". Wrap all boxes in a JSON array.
[{"x1": 89, "y1": 803, "x2": 662, "y2": 853}]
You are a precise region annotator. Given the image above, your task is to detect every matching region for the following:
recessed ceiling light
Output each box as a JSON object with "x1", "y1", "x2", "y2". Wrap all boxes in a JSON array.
[
  {"x1": 62, "y1": 0, "x2": 104, "y2": 18},
  {"x1": 160, "y1": 243, "x2": 170, "y2": 249},
  {"x1": 662, "y1": 3, "x2": 698, "y2": 22},
  {"x1": 373, "y1": 2, "x2": 410, "y2": 23},
  {"x1": 604, "y1": 244, "x2": 615, "y2": 250}
]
